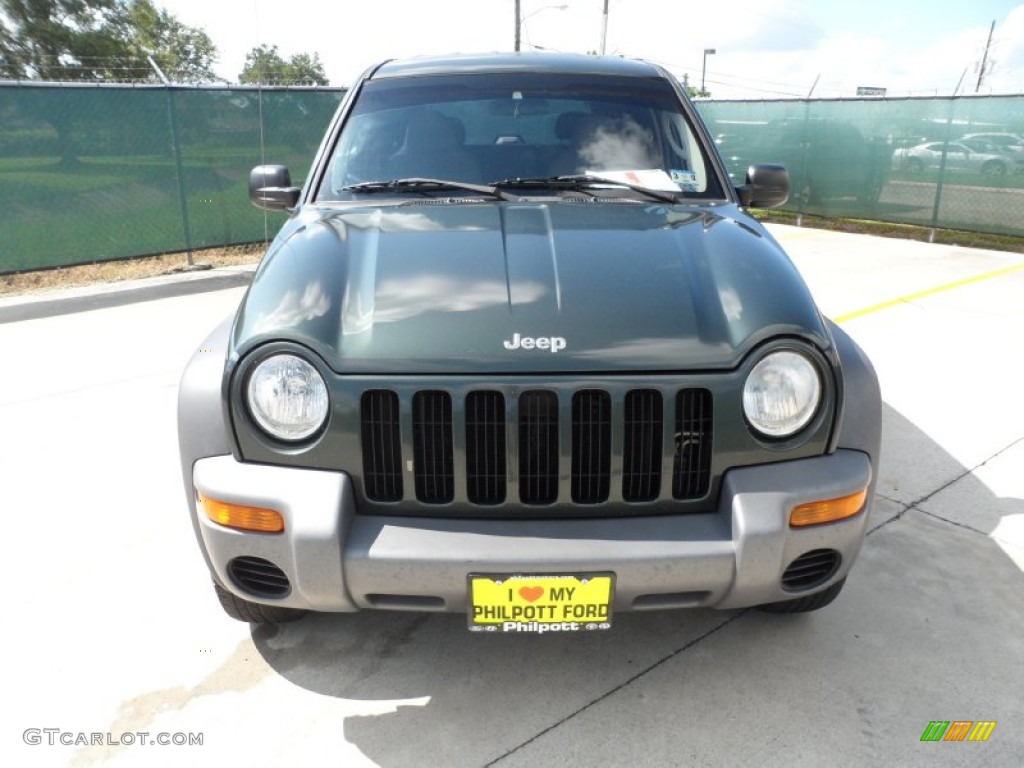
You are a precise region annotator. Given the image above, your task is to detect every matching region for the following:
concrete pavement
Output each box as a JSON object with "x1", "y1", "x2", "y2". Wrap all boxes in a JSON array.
[{"x1": 2, "y1": 223, "x2": 1021, "y2": 767}]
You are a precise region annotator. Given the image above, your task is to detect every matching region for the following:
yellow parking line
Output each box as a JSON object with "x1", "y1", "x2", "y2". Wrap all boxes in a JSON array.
[{"x1": 835, "y1": 262, "x2": 1024, "y2": 324}]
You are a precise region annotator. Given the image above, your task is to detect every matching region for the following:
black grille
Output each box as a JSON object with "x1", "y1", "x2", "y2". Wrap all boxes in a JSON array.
[
  {"x1": 782, "y1": 549, "x2": 841, "y2": 591},
  {"x1": 413, "y1": 391, "x2": 454, "y2": 503},
  {"x1": 466, "y1": 391, "x2": 506, "y2": 504},
  {"x1": 357, "y1": 386, "x2": 715, "y2": 512},
  {"x1": 571, "y1": 390, "x2": 611, "y2": 503},
  {"x1": 519, "y1": 390, "x2": 559, "y2": 505},
  {"x1": 228, "y1": 556, "x2": 290, "y2": 597},
  {"x1": 673, "y1": 388, "x2": 713, "y2": 499},
  {"x1": 623, "y1": 389, "x2": 663, "y2": 502},
  {"x1": 361, "y1": 390, "x2": 403, "y2": 502}
]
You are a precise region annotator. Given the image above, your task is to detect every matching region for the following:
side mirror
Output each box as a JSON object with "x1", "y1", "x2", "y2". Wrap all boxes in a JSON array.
[
  {"x1": 249, "y1": 165, "x2": 301, "y2": 211},
  {"x1": 736, "y1": 163, "x2": 789, "y2": 209}
]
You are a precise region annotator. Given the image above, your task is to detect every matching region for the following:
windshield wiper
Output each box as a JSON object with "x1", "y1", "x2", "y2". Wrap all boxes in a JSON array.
[
  {"x1": 343, "y1": 178, "x2": 517, "y2": 201},
  {"x1": 493, "y1": 174, "x2": 681, "y2": 204}
]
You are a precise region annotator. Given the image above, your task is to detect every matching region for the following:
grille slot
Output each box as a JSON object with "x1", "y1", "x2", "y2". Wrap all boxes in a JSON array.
[
  {"x1": 465, "y1": 391, "x2": 507, "y2": 504},
  {"x1": 572, "y1": 390, "x2": 611, "y2": 503},
  {"x1": 622, "y1": 389, "x2": 664, "y2": 502},
  {"x1": 413, "y1": 391, "x2": 454, "y2": 503},
  {"x1": 782, "y1": 549, "x2": 841, "y2": 591},
  {"x1": 519, "y1": 390, "x2": 559, "y2": 505},
  {"x1": 673, "y1": 388, "x2": 713, "y2": 499},
  {"x1": 361, "y1": 390, "x2": 403, "y2": 502},
  {"x1": 228, "y1": 556, "x2": 290, "y2": 597}
]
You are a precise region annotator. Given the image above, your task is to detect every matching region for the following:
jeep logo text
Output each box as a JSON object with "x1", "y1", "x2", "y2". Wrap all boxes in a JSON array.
[{"x1": 503, "y1": 333, "x2": 567, "y2": 353}]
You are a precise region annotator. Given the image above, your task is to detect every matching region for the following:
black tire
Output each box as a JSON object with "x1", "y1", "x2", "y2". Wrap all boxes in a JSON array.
[
  {"x1": 214, "y1": 583, "x2": 307, "y2": 624},
  {"x1": 981, "y1": 160, "x2": 1006, "y2": 176},
  {"x1": 757, "y1": 578, "x2": 846, "y2": 614},
  {"x1": 795, "y1": 177, "x2": 820, "y2": 207},
  {"x1": 906, "y1": 158, "x2": 923, "y2": 174},
  {"x1": 856, "y1": 176, "x2": 885, "y2": 206}
]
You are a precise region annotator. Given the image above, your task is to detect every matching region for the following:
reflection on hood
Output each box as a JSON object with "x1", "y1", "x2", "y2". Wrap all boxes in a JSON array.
[
  {"x1": 254, "y1": 280, "x2": 331, "y2": 333},
  {"x1": 234, "y1": 202, "x2": 827, "y2": 374},
  {"x1": 343, "y1": 273, "x2": 547, "y2": 335}
]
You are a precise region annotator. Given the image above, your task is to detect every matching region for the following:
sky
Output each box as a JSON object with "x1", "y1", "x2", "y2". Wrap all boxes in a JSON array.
[{"x1": 156, "y1": 0, "x2": 1024, "y2": 99}]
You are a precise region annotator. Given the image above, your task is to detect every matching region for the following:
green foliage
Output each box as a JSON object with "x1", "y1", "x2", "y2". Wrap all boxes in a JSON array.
[
  {"x1": 678, "y1": 74, "x2": 709, "y2": 99},
  {"x1": 239, "y1": 44, "x2": 328, "y2": 85},
  {"x1": 1, "y1": 0, "x2": 120, "y2": 80},
  {"x1": 0, "y1": 0, "x2": 218, "y2": 82},
  {"x1": 115, "y1": 0, "x2": 218, "y2": 83}
]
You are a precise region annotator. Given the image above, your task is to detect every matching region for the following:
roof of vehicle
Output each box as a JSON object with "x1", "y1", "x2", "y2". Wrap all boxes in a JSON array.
[
  {"x1": 961, "y1": 132, "x2": 1024, "y2": 139},
  {"x1": 370, "y1": 52, "x2": 666, "y2": 80}
]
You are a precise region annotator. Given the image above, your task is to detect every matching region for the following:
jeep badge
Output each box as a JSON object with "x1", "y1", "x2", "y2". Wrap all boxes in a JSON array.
[{"x1": 503, "y1": 333, "x2": 567, "y2": 352}]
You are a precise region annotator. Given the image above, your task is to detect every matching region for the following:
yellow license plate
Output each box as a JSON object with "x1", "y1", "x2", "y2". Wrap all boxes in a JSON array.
[{"x1": 468, "y1": 573, "x2": 614, "y2": 633}]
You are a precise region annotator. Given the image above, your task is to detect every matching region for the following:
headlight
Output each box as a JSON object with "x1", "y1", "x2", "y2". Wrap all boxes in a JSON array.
[
  {"x1": 246, "y1": 353, "x2": 329, "y2": 441},
  {"x1": 743, "y1": 350, "x2": 821, "y2": 438}
]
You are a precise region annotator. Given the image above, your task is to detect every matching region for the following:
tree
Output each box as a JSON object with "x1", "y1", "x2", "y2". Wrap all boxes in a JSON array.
[
  {"x1": 0, "y1": 0, "x2": 218, "y2": 82},
  {"x1": 239, "y1": 44, "x2": 328, "y2": 85},
  {"x1": 238, "y1": 44, "x2": 286, "y2": 85},
  {"x1": 113, "y1": 0, "x2": 218, "y2": 84},
  {"x1": 0, "y1": 0, "x2": 122, "y2": 80},
  {"x1": 286, "y1": 52, "x2": 327, "y2": 85},
  {"x1": 680, "y1": 73, "x2": 709, "y2": 100},
  {"x1": 0, "y1": 0, "x2": 219, "y2": 166}
]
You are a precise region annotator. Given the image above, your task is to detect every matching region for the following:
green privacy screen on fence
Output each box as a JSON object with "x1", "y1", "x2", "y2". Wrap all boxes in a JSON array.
[
  {"x1": 1, "y1": 84, "x2": 1023, "y2": 274},
  {"x1": 699, "y1": 95, "x2": 1024, "y2": 236},
  {"x1": 0, "y1": 83, "x2": 347, "y2": 273}
]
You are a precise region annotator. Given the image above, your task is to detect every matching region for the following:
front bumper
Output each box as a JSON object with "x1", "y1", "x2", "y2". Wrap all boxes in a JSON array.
[{"x1": 191, "y1": 450, "x2": 873, "y2": 613}]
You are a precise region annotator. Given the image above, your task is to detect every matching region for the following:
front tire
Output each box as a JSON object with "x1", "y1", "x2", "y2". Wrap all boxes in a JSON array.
[
  {"x1": 214, "y1": 583, "x2": 307, "y2": 624},
  {"x1": 981, "y1": 160, "x2": 1006, "y2": 176},
  {"x1": 757, "y1": 578, "x2": 846, "y2": 614}
]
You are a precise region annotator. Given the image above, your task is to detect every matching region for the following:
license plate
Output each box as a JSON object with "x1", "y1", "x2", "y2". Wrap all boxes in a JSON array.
[{"x1": 468, "y1": 573, "x2": 614, "y2": 633}]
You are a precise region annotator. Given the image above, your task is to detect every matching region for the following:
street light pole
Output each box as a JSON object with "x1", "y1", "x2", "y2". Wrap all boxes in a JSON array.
[{"x1": 701, "y1": 48, "x2": 716, "y2": 95}]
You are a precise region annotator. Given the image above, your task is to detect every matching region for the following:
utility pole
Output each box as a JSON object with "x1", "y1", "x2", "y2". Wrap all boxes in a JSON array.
[
  {"x1": 975, "y1": 19, "x2": 995, "y2": 93},
  {"x1": 515, "y1": 0, "x2": 521, "y2": 52},
  {"x1": 600, "y1": 0, "x2": 609, "y2": 55}
]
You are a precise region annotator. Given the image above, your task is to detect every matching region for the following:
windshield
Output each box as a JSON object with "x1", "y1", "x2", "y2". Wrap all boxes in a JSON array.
[{"x1": 316, "y1": 72, "x2": 724, "y2": 201}]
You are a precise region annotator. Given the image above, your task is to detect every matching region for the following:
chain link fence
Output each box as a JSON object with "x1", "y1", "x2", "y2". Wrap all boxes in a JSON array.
[
  {"x1": 2, "y1": 84, "x2": 1023, "y2": 274},
  {"x1": 698, "y1": 95, "x2": 1024, "y2": 237},
  {"x1": 0, "y1": 82, "x2": 346, "y2": 274}
]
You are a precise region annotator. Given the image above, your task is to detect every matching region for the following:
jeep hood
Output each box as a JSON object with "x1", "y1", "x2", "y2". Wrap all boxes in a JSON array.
[{"x1": 232, "y1": 202, "x2": 828, "y2": 374}]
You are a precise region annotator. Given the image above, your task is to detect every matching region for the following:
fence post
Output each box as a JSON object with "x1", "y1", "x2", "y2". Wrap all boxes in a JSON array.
[
  {"x1": 148, "y1": 57, "x2": 196, "y2": 267},
  {"x1": 795, "y1": 99, "x2": 812, "y2": 226},
  {"x1": 928, "y1": 97, "x2": 959, "y2": 240}
]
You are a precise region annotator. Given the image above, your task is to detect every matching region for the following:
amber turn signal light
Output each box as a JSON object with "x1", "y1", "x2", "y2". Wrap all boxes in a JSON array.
[
  {"x1": 198, "y1": 493, "x2": 284, "y2": 533},
  {"x1": 789, "y1": 489, "x2": 867, "y2": 528}
]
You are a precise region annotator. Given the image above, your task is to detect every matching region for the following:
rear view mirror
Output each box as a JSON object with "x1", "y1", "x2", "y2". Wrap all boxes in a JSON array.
[
  {"x1": 737, "y1": 164, "x2": 789, "y2": 209},
  {"x1": 249, "y1": 165, "x2": 301, "y2": 211}
]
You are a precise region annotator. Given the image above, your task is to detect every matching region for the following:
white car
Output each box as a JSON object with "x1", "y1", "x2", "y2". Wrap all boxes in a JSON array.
[
  {"x1": 960, "y1": 132, "x2": 1024, "y2": 154},
  {"x1": 893, "y1": 140, "x2": 1019, "y2": 176}
]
